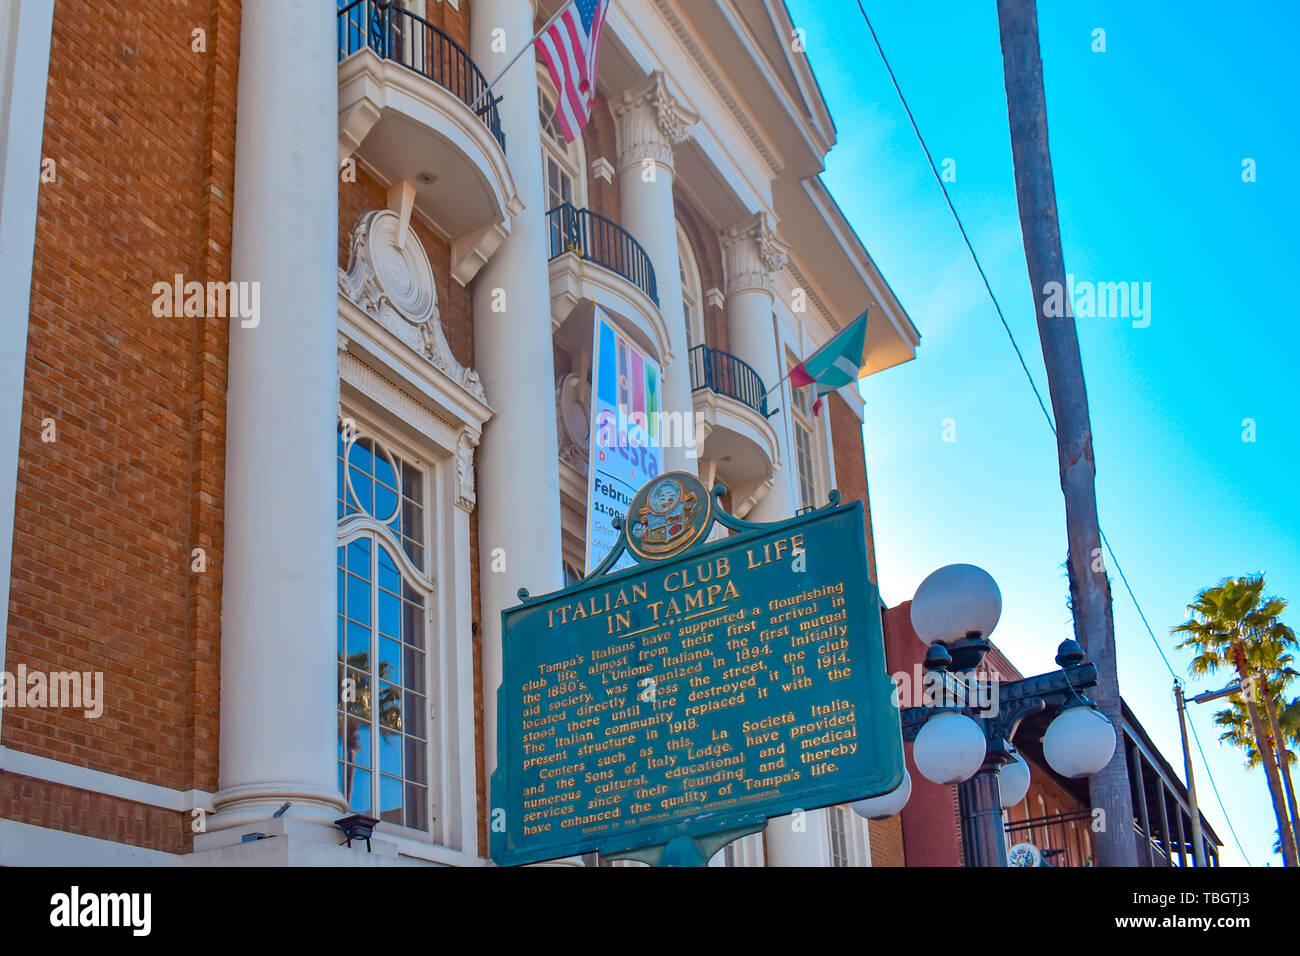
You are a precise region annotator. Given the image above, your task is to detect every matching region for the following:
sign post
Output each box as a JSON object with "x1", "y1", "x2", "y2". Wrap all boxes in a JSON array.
[{"x1": 491, "y1": 473, "x2": 904, "y2": 866}]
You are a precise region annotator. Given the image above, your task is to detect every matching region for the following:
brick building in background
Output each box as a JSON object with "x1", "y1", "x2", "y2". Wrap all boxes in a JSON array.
[{"x1": 0, "y1": 0, "x2": 923, "y2": 865}]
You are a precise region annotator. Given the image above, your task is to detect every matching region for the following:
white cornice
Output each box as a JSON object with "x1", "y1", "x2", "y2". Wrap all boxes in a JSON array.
[
  {"x1": 801, "y1": 177, "x2": 920, "y2": 350},
  {"x1": 784, "y1": 258, "x2": 840, "y2": 333},
  {"x1": 649, "y1": 0, "x2": 783, "y2": 176},
  {"x1": 714, "y1": 0, "x2": 828, "y2": 161}
]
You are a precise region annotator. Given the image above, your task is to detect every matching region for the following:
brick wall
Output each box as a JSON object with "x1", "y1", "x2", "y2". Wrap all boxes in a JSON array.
[
  {"x1": 6, "y1": 0, "x2": 240, "y2": 848},
  {"x1": 422, "y1": 0, "x2": 470, "y2": 50},
  {"x1": 0, "y1": 773, "x2": 186, "y2": 854},
  {"x1": 583, "y1": 92, "x2": 620, "y2": 222},
  {"x1": 674, "y1": 193, "x2": 728, "y2": 353},
  {"x1": 867, "y1": 816, "x2": 906, "y2": 867},
  {"x1": 883, "y1": 602, "x2": 964, "y2": 866},
  {"x1": 827, "y1": 393, "x2": 876, "y2": 583}
]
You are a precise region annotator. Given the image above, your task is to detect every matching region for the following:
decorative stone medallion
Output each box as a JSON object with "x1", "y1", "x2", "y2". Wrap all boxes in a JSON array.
[
  {"x1": 555, "y1": 372, "x2": 591, "y2": 469},
  {"x1": 340, "y1": 209, "x2": 486, "y2": 403}
]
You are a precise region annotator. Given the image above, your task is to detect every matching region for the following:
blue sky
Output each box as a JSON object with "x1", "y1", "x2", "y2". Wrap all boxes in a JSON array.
[{"x1": 785, "y1": 0, "x2": 1299, "y2": 865}]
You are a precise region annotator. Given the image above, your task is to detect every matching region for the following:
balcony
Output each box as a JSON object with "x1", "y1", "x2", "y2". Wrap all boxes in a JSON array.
[
  {"x1": 338, "y1": 0, "x2": 503, "y2": 148},
  {"x1": 548, "y1": 203, "x2": 669, "y2": 369},
  {"x1": 547, "y1": 204, "x2": 658, "y2": 307},
  {"x1": 689, "y1": 345, "x2": 767, "y2": 416},
  {"x1": 688, "y1": 345, "x2": 780, "y2": 516},
  {"x1": 338, "y1": 0, "x2": 521, "y2": 286}
]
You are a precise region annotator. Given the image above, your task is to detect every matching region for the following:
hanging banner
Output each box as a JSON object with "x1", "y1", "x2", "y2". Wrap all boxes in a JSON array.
[{"x1": 586, "y1": 310, "x2": 663, "y2": 573}]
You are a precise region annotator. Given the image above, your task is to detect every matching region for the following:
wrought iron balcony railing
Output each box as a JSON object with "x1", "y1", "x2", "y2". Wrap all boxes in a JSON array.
[
  {"x1": 338, "y1": 0, "x2": 505, "y2": 151},
  {"x1": 689, "y1": 345, "x2": 769, "y2": 417},
  {"x1": 546, "y1": 203, "x2": 659, "y2": 308}
]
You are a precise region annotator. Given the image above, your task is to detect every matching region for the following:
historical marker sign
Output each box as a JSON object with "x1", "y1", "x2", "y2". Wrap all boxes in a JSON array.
[{"x1": 490, "y1": 473, "x2": 904, "y2": 866}]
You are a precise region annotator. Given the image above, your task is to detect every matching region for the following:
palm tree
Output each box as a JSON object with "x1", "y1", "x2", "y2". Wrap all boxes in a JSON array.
[
  {"x1": 1248, "y1": 632, "x2": 1300, "y2": 858},
  {"x1": 1174, "y1": 575, "x2": 1298, "y2": 865},
  {"x1": 1251, "y1": 617, "x2": 1300, "y2": 854},
  {"x1": 1214, "y1": 693, "x2": 1272, "y2": 768}
]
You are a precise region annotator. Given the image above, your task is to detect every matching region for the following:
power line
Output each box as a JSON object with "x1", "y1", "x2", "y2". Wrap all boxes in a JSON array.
[
  {"x1": 854, "y1": 0, "x2": 1056, "y2": 436},
  {"x1": 853, "y1": 0, "x2": 1251, "y2": 864}
]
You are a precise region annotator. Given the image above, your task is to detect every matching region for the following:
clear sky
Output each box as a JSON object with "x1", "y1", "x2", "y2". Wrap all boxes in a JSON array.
[{"x1": 784, "y1": 0, "x2": 1299, "y2": 865}]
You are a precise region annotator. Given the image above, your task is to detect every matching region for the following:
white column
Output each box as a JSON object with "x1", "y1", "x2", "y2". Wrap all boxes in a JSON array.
[
  {"x1": 765, "y1": 809, "x2": 833, "y2": 867},
  {"x1": 0, "y1": 0, "x2": 54, "y2": 744},
  {"x1": 211, "y1": 0, "x2": 345, "y2": 828},
  {"x1": 613, "y1": 72, "x2": 699, "y2": 474},
  {"x1": 720, "y1": 213, "x2": 799, "y2": 521},
  {"x1": 470, "y1": 0, "x2": 564, "y2": 790}
]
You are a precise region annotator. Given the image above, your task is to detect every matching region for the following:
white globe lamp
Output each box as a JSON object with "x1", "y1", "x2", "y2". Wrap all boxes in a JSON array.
[
  {"x1": 1043, "y1": 704, "x2": 1116, "y2": 778},
  {"x1": 913, "y1": 711, "x2": 987, "y2": 785},
  {"x1": 910, "y1": 564, "x2": 1002, "y2": 646},
  {"x1": 851, "y1": 769, "x2": 913, "y2": 820},
  {"x1": 998, "y1": 751, "x2": 1032, "y2": 807}
]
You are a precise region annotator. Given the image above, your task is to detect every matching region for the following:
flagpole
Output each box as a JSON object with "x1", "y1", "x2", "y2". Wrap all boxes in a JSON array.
[
  {"x1": 467, "y1": 0, "x2": 580, "y2": 112},
  {"x1": 760, "y1": 368, "x2": 795, "y2": 403}
]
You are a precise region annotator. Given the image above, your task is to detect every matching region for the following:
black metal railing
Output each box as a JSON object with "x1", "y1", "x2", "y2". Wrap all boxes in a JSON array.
[
  {"x1": 338, "y1": 0, "x2": 505, "y2": 151},
  {"x1": 546, "y1": 203, "x2": 659, "y2": 307},
  {"x1": 689, "y1": 345, "x2": 768, "y2": 417},
  {"x1": 1003, "y1": 809, "x2": 1096, "y2": 867}
]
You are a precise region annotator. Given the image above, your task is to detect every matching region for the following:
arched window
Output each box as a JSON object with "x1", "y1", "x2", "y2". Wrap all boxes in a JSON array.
[
  {"x1": 677, "y1": 223, "x2": 704, "y2": 352},
  {"x1": 337, "y1": 424, "x2": 435, "y2": 832},
  {"x1": 538, "y1": 68, "x2": 587, "y2": 214}
]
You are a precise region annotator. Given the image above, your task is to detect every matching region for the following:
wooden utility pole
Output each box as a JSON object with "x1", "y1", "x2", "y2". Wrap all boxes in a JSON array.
[{"x1": 996, "y1": 0, "x2": 1138, "y2": 865}]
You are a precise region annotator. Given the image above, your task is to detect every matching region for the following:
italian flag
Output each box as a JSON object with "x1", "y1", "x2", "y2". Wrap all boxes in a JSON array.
[{"x1": 788, "y1": 308, "x2": 870, "y2": 414}]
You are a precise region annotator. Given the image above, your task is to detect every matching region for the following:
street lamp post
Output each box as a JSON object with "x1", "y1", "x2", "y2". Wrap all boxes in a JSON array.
[
  {"x1": 867, "y1": 565, "x2": 1117, "y2": 867},
  {"x1": 1174, "y1": 677, "x2": 1238, "y2": 868}
]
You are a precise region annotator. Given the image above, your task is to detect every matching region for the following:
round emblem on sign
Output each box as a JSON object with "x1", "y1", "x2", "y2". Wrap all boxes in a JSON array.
[
  {"x1": 1007, "y1": 842, "x2": 1042, "y2": 867},
  {"x1": 625, "y1": 472, "x2": 711, "y2": 560}
]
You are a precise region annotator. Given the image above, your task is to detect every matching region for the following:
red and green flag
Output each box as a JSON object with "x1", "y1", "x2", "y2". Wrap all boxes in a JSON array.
[{"x1": 789, "y1": 308, "x2": 871, "y2": 414}]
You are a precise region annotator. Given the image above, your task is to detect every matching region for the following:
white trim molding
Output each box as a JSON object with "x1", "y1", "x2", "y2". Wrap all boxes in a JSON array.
[
  {"x1": 591, "y1": 156, "x2": 615, "y2": 184},
  {"x1": 0, "y1": 0, "x2": 55, "y2": 745}
]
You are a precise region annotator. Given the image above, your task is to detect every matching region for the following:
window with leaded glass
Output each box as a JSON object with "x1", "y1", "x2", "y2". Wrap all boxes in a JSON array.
[{"x1": 337, "y1": 427, "x2": 433, "y2": 832}]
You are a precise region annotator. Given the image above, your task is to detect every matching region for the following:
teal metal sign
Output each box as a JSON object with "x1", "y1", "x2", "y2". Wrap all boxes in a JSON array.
[{"x1": 490, "y1": 473, "x2": 904, "y2": 866}]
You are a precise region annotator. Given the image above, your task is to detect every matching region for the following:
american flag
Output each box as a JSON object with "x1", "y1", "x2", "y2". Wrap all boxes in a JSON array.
[{"x1": 536, "y1": 0, "x2": 610, "y2": 143}]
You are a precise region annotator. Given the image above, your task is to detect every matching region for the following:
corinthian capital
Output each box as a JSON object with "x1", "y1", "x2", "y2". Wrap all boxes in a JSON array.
[
  {"x1": 720, "y1": 212, "x2": 790, "y2": 295},
  {"x1": 613, "y1": 71, "x2": 700, "y2": 174}
]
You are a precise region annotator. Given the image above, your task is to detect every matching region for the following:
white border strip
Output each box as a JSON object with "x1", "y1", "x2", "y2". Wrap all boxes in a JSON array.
[
  {"x1": 0, "y1": 0, "x2": 56, "y2": 743},
  {"x1": 0, "y1": 818, "x2": 181, "y2": 866}
]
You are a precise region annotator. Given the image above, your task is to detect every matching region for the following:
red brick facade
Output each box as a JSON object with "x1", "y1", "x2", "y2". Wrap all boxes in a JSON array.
[
  {"x1": 7, "y1": 2, "x2": 240, "y2": 853},
  {"x1": 828, "y1": 392, "x2": 877, "y2": 583},
  {"x1": 883, "y1": 602, "x2": 963, "y2": 866},
  {"x1": 673, "y1": 193, "x2": 729, "y2": 353}
]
